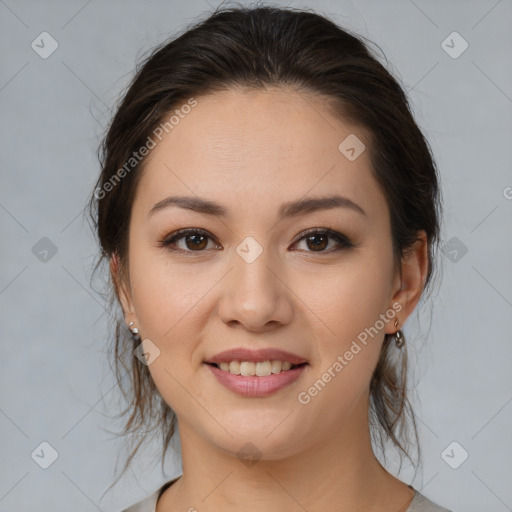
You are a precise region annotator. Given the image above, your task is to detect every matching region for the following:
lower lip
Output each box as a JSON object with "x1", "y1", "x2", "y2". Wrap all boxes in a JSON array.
[{"x1": 205, "y1": 363, "x2": 307, "y2": 397}]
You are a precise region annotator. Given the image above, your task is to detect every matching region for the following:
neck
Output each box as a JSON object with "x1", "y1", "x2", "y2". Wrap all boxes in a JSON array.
[{"x1": 158, "y1": 399, "x2": 414, "y2": 512}]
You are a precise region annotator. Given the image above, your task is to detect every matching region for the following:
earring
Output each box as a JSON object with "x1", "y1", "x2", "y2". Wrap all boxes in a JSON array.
[
  {"x1": 128, "y1": 321, "x2": 140, "y2": 339},
  {"x1": 393, "y1": 319, "x2": 405, "y2": 348}
]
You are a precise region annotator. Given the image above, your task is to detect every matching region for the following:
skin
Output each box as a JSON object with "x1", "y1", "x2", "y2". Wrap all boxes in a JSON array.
[{"x1": 113, "y1": 86, "x2": 429, "y2": 512}]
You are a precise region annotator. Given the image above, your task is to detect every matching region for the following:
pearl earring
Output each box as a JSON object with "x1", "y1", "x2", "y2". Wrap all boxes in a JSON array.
[
  {"x1": 393, "y1": 318, "x2": 405, "y2": 348},
  {"x1": 128, "y1": 321, "x2": 140, "y2": 338}
]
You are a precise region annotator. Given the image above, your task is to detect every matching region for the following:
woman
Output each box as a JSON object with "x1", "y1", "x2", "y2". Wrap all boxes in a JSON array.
[{"x1": 88, "y1": 5, "x2": 452, "y2": 511}]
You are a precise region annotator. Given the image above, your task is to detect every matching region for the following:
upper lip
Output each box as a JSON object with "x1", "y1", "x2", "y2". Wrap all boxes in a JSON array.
[{"x1": 205, "y1": 348, "x2": 308, "y2": 365}]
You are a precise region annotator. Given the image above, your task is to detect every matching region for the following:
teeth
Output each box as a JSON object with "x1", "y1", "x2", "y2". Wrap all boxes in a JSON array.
[
  {"x1": 229, "y1": 361, "x2": 240, "y2": 374},
  {"x1": 256, "y1": 361, "x2": 272, "y2": 376},
  {"x1": 240, "y1": 362, "x2": 255, "y2": 376},
  {"x1": 215, "y1": 360, "x2": 298, "y2": 376},
  {"x1": 271, "y1": 360, "x2": 282, "y2": 373}
]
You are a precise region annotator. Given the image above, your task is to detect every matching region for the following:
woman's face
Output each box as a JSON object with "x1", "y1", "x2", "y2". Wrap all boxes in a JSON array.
[{"x1": 116, "y1": 87, "x2": 418, "y2": 460}]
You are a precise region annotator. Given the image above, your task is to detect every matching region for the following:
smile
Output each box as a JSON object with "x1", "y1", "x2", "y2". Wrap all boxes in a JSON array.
[{"x1": 211, "y1": 360, "x2": 302, "y2": 376}]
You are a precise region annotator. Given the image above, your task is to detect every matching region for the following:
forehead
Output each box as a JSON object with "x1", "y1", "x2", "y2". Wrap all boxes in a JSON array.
[{"x1": 133, "y1": 87, "x2": 386, "y2": 222}]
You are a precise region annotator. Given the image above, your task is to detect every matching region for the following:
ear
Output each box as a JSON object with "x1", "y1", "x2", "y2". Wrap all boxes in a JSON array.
[
  {"x1": 110, "y1": 253, "x2": 135, "y2": 322},
  {"x1": 384, "y1": 230, "x2": 429, "y2": 334}
]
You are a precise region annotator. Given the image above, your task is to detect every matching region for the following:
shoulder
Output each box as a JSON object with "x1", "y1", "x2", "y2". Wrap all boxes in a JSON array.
[
  {"x1": 120, "y1": 481, "x2": 454, "y2": 512},
  {"x1": 120, "y1": 477, "x2": 180, "y2": 512},
  {"x1": 407, "y1": 488, "x2": 454, "y2": 512},
  {"x1": 120, "y1": 489, "x2": 159, "y2": 512}
]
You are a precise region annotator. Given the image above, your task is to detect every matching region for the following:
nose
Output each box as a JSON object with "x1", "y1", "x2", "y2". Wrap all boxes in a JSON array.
[{"x1": 217, "y1": 241, "x2": 294, "y2": 332}]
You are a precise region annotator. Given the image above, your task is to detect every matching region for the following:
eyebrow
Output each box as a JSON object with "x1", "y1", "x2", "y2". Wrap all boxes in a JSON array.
[{"x1": 147, "y1": 194, "x2": 366, "y2": 219}]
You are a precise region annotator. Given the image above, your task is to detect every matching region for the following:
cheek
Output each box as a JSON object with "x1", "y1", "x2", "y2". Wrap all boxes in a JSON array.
[
  {"x1": 293, "y1": 269, "x2": 389, "y2": 429},
  {"x1": 128, "y1": 256, "x2": 210, "y2": 409},
  {"x1": 293, "y1": 252, "x2": 394, "y2": 403},
  {"x1": 300, "y1": 257, "x2": 394, "y2": 347},
  {"x1": 130, "y1": 251, "x2": 210, "y2": 342}
]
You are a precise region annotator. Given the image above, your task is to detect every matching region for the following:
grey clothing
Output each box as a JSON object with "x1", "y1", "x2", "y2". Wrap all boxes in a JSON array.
[{"x1": 121, "y1": 479, "x2": 453, "y2": 511}]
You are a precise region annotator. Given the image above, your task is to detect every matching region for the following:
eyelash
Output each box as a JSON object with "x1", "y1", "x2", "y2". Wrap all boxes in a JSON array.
[{"x1": 158, "y1": 227, "x2": 354, "y2": 256}]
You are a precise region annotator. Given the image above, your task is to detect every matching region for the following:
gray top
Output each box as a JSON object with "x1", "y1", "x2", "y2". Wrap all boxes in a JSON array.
[{"x1": 121, "y1": 479, "x2": 453, "y2": 512}]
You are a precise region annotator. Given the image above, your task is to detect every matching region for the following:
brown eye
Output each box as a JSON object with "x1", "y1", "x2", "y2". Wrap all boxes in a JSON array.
[
  {"x1": 183, "y1": 233, "x2": 208, "y2": 250},
  {"x1": 304, "y1": 233, "x2": 328, "y2": 251},
  {"x1": 293, "y1": 228, "x2": 353, "y2": 253},
  {"x1": 160, "y1": 228, "x2": 219, "y2": 254}
]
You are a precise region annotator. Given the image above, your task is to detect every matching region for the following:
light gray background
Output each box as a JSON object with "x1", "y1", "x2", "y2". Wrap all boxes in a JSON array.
[{"x1": 1, "y1": 0, "x2": 511, "y2": 511}]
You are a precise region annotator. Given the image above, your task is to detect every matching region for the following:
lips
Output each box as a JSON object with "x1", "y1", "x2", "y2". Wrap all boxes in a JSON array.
[
  {"x1": 204, "y1": 348, "x2": 309, "y2": 397},
  {"x1": 205, "y1": 348, "x2": 308, "y2": 366}
]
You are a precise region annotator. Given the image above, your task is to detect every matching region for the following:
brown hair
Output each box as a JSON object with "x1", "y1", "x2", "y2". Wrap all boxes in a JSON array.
[{"x1": 87, "y1": 3, "x2": 441, "y2": 488}]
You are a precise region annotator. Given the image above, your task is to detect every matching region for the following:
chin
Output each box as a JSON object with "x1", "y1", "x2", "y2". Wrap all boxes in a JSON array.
[{"x1": 202, "y1": 408, "x2": 315, "y2": 461}]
